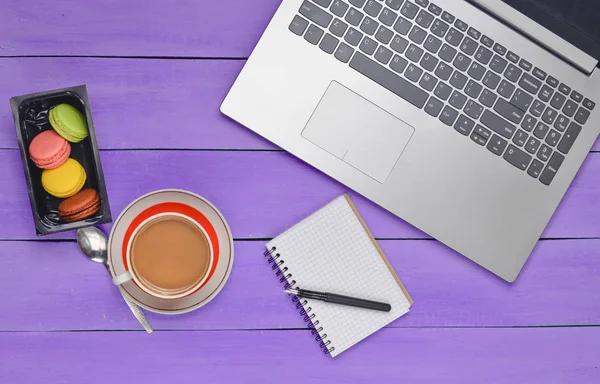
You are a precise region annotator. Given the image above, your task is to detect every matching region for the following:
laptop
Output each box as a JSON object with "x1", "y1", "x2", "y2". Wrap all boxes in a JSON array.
[{"x1": 221, "y1": 0, "x2": 600, "y2": 282}]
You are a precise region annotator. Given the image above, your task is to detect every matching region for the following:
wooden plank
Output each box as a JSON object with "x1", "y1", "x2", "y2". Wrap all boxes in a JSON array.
[
  {"x1": 1, "y1": 57, "x2": 599, "y2": 151},
  {"x1": 1, "y1": 239, "x2": 598, "y2": 331},
  {"x1": 1, "y1": 328, "x2": 599, "y2": 382},
  {"x1": 1, "y1": 150, "x2": 599, "y2": 240},
  {"x1": 0, "y1": 0, "x2": 280, "y2": 58}
]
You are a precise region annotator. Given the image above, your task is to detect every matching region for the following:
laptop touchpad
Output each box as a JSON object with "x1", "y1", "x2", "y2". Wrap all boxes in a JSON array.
[{"x1": 302, "y1": 81, "x2": 414, "y2": 183}]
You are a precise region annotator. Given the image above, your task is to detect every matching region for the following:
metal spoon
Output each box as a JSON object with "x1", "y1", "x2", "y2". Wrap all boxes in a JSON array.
[{"x1": 77, "y1": 227, "x2": 153, "y2": 333}]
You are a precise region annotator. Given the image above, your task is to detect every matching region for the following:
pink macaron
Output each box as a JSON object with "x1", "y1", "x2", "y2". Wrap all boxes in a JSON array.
[{"x1": 29, "y1": 130, "x2": 71, "y2": 169}]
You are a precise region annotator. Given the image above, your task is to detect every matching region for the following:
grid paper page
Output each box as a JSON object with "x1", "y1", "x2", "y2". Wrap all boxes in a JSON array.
[{"x1": 266, "y1": 196, "x2": 411, "y2": 357}]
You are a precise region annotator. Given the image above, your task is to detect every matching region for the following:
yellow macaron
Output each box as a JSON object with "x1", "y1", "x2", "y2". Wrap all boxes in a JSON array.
[{"x1": 41, "y1": 158, "x2": 87, "y2": 198}]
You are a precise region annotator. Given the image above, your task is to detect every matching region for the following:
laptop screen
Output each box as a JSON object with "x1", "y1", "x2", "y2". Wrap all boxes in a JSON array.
[{"x1": 502, "y1": 0, "x2": 600, "y2": 62}]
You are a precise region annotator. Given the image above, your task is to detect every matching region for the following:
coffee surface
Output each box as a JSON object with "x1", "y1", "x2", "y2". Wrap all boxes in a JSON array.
[{"x1": 131, "y1": 216, "x2": 211, "y2": 293}]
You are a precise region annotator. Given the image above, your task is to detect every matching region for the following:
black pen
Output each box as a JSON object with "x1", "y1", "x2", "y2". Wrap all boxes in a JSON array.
[{"x1": 284, "y1": 288, "x2": 391, "y2": 312}]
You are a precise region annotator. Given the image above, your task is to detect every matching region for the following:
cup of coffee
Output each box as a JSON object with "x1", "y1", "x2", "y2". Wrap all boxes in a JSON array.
[{"x1": 112, "y1": 212, "x2": 214, "y2": 300}]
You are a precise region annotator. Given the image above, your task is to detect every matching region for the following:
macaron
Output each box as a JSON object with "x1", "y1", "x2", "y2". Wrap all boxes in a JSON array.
[
  {"x1": 28, "y1": 130, "x2": 71, "y2": 169},
  {"x1": 41, "y1": 158, "x2": 87, "y2": 198},
  {"x1": 49, "y1": 104, "x2": 89, "y2": 143},
  {"x1": 58, "y1": 189, "x2": 101, "y2": 223}
]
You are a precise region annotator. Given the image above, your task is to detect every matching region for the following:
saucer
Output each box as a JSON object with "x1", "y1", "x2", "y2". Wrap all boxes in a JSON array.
[{"x1": 108, "y1": 189, "x2": 234, "y2": 314}]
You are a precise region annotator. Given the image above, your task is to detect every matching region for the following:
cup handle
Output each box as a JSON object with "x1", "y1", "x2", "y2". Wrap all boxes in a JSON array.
[{"x1": 113, "y1": 271, "x2": 134, "y2": 286}]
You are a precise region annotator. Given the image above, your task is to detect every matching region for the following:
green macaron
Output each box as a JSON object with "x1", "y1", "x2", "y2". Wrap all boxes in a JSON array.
[{"x1": 49, "y1": 104, "x2": 89, "y2": 143}]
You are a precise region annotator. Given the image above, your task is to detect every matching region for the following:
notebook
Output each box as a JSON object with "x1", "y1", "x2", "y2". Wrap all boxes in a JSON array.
[{"x1": 265, "y1": 195, "x2": 412, "y2": 357}]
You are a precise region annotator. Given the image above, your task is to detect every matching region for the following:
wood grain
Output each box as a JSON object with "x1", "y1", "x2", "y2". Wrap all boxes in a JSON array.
[
  {"x1": 1, "y1": 328, "x2": 599, "y2": 383},
  {"x1": 1, "y1": 239, "x2": 598, "y2": 331}
]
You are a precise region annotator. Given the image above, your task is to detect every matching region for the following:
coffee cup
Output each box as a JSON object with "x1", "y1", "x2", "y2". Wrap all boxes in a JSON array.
[{"x1": 112, "y1": 212, "x2": 214, "y2": 300}]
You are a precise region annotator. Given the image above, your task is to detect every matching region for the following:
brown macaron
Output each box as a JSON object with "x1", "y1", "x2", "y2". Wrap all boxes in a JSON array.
[{"x1": 58, "y1": 189, "x2": 101, "y2": 223}]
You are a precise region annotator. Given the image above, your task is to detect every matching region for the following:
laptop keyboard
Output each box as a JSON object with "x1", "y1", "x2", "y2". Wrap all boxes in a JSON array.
[{"x1": 289, "y1": 0, "x2": 596, "y2": 186}]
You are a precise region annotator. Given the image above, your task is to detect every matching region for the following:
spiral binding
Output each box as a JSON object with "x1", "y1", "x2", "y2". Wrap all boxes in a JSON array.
[{"x1": 264, "y1": 246, "x2": 334, "y2": 355}]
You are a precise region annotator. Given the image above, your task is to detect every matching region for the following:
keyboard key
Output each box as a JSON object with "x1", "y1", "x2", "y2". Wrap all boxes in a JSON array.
[
  {"x1": 454, "y1": 114, "x2": 475, "y2": 135},
  {"x1": 390, "y1": 54, "x2": 408, "y2": 73},
  {"x1": 431, "y1": 19, "x2": 449, "y2": 38},
  {"x1": 391, "y1": 35, "x2": 409, "y2": 53},
  {"x1": 405, "y1": 63, "x2": 423, "y2": 82},
  {"x1": 420, "y1": 73, "x2": 438, "y2": 91},
  {"x1": 409, "y1": 25, "x2": 427, "y2": 44},
  {"x1": 450, "y1": 91, "x2": 468, "y2": 109},
  {"x1": 479, "y1": 89, "x2": 497, "y2": 107},
  {"x1": 519, "y1": 59, "x2": 532, "y2": 71},
  {"x1": 464, "y1": 100, "x2": 483, "y2": 119},
  {"x1": 450, "y1": 71, "x2": 468, "y2": 89},
  {"x1": 330, "y1": 19, "x2": 349, "y2": 37},
  {"x1": 455, "y1": 19, "x2": 468, "y2": 32},
  {"x1": 345, "y1": 8, "x2": 364, "y2": 26},
  {"x1": 416, "y1": 9, "x2": 435, "y2": 28},
  {"x1": 583, "y1": 98, "x2": 596, "y2": 110},
  {"x1": 528, "y1": 159, "x2": 544, "y2": 178},
  {"x1": 360, "y1": 16, "x2": 379, "y2": 35},
  {"x1": 483, "y1": 71, "x2": 501, "y2": 90},
  {"x1": 562, "y1": 100, "x2": 577, "y2": 117},
  {"x1": 546, "y1": 129, "x2": 561, "y2": 147},
  {"x1": 467, "y1": 27, "x2": 481, "y2": 40},
  {"x1": 496, "y1": 98, "x2": 525, "y2": 123},
  {"x1": 424, "y1": 35, "x2": 443, "y2": 53},
  {"x1": 538, "y1": 85, "x2": 553, "y2": 102},
  {"x1": 425, "y1": 96, "x2": 444, "y2": 117},
  {"x1": 493, "y1": 43, "x2": 507, "y2": 56},
  {"x1": 542, "y1": 107, "x2": 558, "y2": 125},
  {"x1": 440, "y1": 105, "x2": 459, "y2": 126},
  {"x1": 570, "y1": 91, "x2": 583, "y2": 103},
  {"x1": 525, "y1": 137, "x2": 541, "y2": 154},
  {"x1": 540, "y1": 152, "x2": 565, "y2": 185},
  {"x1": 401, "y1": 1, "x2": 420, "y2": 19},
  {"x1": 415, "y1": 0, "x2": 430, "y2": 7},
  {"x1": 475, "y1": 125, "x2": 492, "y2": 140},
  {"x1": 554, "y1": 115, "x2": 569, "y2": 132},
  {"x1": 439, "y1": 44, "x2": 457, "y2": 62},
  {"x1": 510, "y1": 89, "x2": 533, "y2": 112},
  {"x1": 521, "y1": 115, "x2": 537, "y2": 132},
  {"x1": 344, "y1": 28, "x2": 363, "y2": 46},
  {"x1": 445, "y1": 28, "x2": 464, "y2": 47},
  {"x1": 290, "y1": 16, "x2": 310, "y2": 36},
  {"x1": 504, "y1": 145, "x2": 532, "y2": 171},
  {"x1": 374, "y1": 45, "x2": 393, "y2": 64},
  {"x1": 471, "y1": 132, "x2": 488, "y2": 146},
  {"x1": 530, "y1": 100, "x2": 545, "y2": 117},
  {"x1": 467, "y1": 62, "x2": 485, "y2": 80},
  {"x1": 393, "y1": 16, "x2": 412, "y2": 35},
  {"x1": 537, "y1": 144, "x2": 552, "y2": 161},
  {"x1": 475, "y1": 46, "x2": 493, "y2": 65},
  {"x1": 441, "y1": 11, "x2": 455, "y2": 24},
  {"x1": 487, "y1": 135, "x2": 508, "y2": 156},
  {"x1": 305, "y1": 24, "x2": 325, "y2": 44},
  {"x1": 350, "y1": 52, "x2": 429, "y2": 107},
  {"x1": 319, "y1": 33, "x2": 339, "y2": 53},
  {"x1": 460, "y1": 37, "x2": 478, "y2": 56},
  {"x1": 420, "y1": 53, "x2": 439, "y2": 71},
  {"x1": 331, "y1": 1, "x2": 349, "y2": 17},
  {"x1": 359, "y1": 36, "x2": 378, "y2": 55},
  {"x1": 481, "y1": 35, "x2": 494, "y2": 48},
  {"x1": 532, "y1": 67, "x2": 546, "y2": 80},
  {"x1": 300, "y1": 1, "x2": 333, "y2": 27},
  {"x1": 428, "y1": 3, "x2": 442, "y2": 15},
  {"x1": 519, "y1": 73, "x2": 542, "y2": 95},
  {"x1": 504, "y1": 64, "x2": 522, "y2": 83},
  {"x1": 315, "y1": 0, "x2": 333, "y2": 6},
  {"x1": 481, "y1": 110, "x2": 516, "y2": 139},
  {"x1": 507, "y1": 51, "x2": 519, "y2": 63},
  {"x1": 406, "y1": 44, "x2": 424, "y2": 62},
  {"x1": 434, "y1": 82, "x2": 452, "y2": 100},
  {"x1": 558, "y1": 83, "x2": 571, "y2": 95},
  {"x1": 334, "y1": 42, "x2": 355, "y2": 63},
  {"x1": 546, "y1": 76, "x2": 559, "y2": 88},
  {"x1": 513, "y1": 129, "x2": 528, "y2": 146},
  {"x1": 489, "y1": 55, "x2": 508, "y2": 74},
  {"x1": 533, "y1": 122, "x2": 549, "y2": 139},
  {"x1": 498, "y1": 80, "x2": 516, "y2": 99},
  {"x1": 558, "y1": 122, "x2": 581, "y2": 154},
  {"x1": 435, "y1": 62, "x2": 453, "y2": 80},
  {"x1": 375, "y1": 25, "x2": 394, "y2": 44},
  {"x1": 465, "y1": 80, "x2": 483, "y2": 99},
  {"x1": 453, "y1": 53, "x2": 471, "y2": 72},
  {"x1": 550, "y1": 92, "x2": 567, "y2": 110},
  {"x1": 379, "y1": 8, "x2": 398, "y2": 26},
  {"x1": 350, "y1": 0, "x2": 366, "y2": 7},
  {"x1": 575, "y1": 107, "x2": 590, "y2": 124},
  {"x1": 384, "y1": 0, "x2": 402, "y2": 10},
  {"x1": 364, "y1": 1, "x2": 383, "y2": 17}
]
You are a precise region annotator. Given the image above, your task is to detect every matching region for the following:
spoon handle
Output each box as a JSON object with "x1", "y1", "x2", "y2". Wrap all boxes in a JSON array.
[{"x1": 118, "y1": 286, "x2": 153, "y2": 333}]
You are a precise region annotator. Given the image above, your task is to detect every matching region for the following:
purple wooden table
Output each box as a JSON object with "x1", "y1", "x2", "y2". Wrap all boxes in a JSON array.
[{"x1": 1, "y1": 1, "x2": 599, "y2": 382}]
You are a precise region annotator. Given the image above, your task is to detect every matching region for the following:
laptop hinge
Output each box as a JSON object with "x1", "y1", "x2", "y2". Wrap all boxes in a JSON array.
[{"x1": 468, "y1": 0, "x2": 598, "y2": 76}]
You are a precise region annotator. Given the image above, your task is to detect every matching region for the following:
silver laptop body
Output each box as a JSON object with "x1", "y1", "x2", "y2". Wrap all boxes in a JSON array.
[{"x1": 221, "y1": 0, "x2": 600, "y2": 282}]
